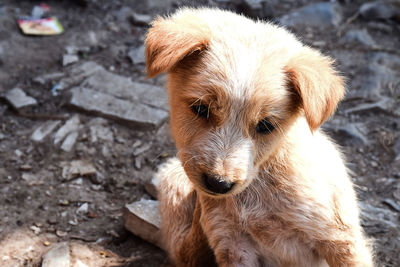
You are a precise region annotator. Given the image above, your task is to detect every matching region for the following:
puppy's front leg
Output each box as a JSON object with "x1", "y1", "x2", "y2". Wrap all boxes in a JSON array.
[{"x1": 200, "y1": 203, "x2": 259, "y2": 267}]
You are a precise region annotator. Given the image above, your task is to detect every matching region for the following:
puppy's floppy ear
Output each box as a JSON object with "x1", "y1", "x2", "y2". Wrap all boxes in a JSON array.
[
  {"x1": 285, "y1": 47, "x2": 345, "y2": 131},
  {"x1": 145, "y1": 11, "x2": 210, "y2": 78}
]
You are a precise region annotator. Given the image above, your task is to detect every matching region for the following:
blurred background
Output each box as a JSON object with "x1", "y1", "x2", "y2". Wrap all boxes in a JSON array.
[{"x1": 0, "y1": 0, "x2": 399, "y2": 266}]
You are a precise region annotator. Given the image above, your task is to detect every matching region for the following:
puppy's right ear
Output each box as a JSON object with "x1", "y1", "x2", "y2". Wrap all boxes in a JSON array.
[{"x1": 145, "y1": 12, "x2": 210, "y2": 78}]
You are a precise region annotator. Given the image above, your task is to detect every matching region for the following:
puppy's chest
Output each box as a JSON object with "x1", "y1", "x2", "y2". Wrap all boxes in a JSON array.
[{"x1": 230, "y1": 194, "x2": 295, "y2": 245}]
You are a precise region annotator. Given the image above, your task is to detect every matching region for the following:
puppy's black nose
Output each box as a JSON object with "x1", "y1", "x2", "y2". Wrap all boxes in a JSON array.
[{"x1": 203, "y1": 173, "x2": 234, "y2": 194}]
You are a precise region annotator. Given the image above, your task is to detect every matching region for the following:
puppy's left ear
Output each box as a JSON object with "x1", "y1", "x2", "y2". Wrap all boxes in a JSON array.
[
  {"x1": 285, "y1": 47, "x2": 345, "y2": 131},
  {"x1": 145, "y1": 12, "x2": 210, "y2": 78}
]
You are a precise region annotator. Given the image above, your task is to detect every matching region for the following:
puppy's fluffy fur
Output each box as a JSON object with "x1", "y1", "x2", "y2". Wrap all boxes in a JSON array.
[{"x1": 146, "y1": 8, "x2": 374, "y2": 267}]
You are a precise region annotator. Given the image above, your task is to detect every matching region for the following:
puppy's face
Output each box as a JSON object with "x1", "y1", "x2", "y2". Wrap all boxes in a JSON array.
[
  {"x1": 146, "y1": 8, "x2": 344, "y2": 197},
  {"x1": 166, "y1": 50, "x2": 301, "y2": 197}
]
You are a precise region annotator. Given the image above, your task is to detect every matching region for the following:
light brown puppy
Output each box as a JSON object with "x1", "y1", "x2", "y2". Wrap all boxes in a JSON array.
[{"x1": 146, "y1": 8, "x2": 374, "y2": 267}]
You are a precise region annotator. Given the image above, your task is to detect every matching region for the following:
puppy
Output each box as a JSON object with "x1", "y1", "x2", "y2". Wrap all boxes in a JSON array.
[{"x1": 146, "y1": 8, "x2": 374, "y2": 267}]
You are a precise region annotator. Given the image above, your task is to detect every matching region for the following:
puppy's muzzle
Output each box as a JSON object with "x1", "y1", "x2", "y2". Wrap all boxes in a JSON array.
[{"x1": 202, "y1": 173, "x2": 235, "y2": 194}]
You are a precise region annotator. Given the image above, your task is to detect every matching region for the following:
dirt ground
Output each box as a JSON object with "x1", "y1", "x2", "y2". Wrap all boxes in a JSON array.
[{"x1": 0, "y1": 0, "x2": 399, "y2": 266}]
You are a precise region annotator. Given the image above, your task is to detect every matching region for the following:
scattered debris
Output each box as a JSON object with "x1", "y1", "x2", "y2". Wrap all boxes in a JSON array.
[
  {"x1": 62, "y1": 54, "x2": 79, "y2": 66},
  {"x1": 33, "y1": 72, "x2": 65, "y2": 85},
  {"x1": 18, "y1": 17, "x2": 64, "y2": 35},
  {"x1": 61, "y1": 160, "x2": 97, "y2": 180},
  {"x1": 30, "y1": 225, "x2": 41, "y2": 235},
  {"x1": 31, "y1": 121, "x2": 61, "y2": 142},
  {"x1": 61, "y1": 131, "x2": 79, "y2": 152},
  {"x1": 124, "y1": 199, "x2": 162, "y2": 248},
  {"x1": 76, "y1": 203, "x2": 89, "y2": 215},
  {"x1": 56, "y1": 230, "x2": 68, "y2": 238},
  {"x1": 54, "y1": 116, "x2": 80, "y2": 145},
  {"x1": 133, "y1": 143, "x2": 152, "y2": 156},
  {"x1": 41, "y1": 242, "x2": 70, "y2": 267},
  {"x1": 4, "y1": 88, "x2": 37, "y2": 109}
]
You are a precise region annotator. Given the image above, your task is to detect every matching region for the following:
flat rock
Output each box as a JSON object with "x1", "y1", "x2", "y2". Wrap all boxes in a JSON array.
[
  {"x1": 124, "y1": 199, "x2": 162, "y2": 248},
  {"x1": 279, "y1": 2, "x2": 342, "y2": 28},
  {"x1": 42, "y1": 242, "x2": 70, "y2": 267},
  {"x1": 31, "y1": 121, "x2": 61, "y2": 142},
  {"x1": 69, "y1": 87, "x2": 168, "y2": 130},
  {"x1": 4, "y1": 88, "x2": 37, "y2": 109},
  {"x1": 81, "y1": 67, "x2": 168, "y2": 110}
]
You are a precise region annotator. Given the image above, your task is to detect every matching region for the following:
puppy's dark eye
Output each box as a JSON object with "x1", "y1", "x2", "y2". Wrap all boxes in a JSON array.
[
  {"x1": 191, "y1": 104, "x2": 209, "y2": 118},
  {"x1": 256, "y1": 118, "x2": 275, "y2": 134}
]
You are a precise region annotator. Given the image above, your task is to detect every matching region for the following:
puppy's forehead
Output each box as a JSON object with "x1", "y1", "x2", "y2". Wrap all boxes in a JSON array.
[{"x1": 194, "y1": 32, "x2": 299, "y2": 117}]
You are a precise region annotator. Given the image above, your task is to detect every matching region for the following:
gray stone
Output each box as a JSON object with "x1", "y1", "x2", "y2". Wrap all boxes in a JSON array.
[
  {"x1": 89, "y1": 118, "x2": 114, "y2": 143},
  {"x1": 360, "y1": 1, "x2": 400, "y2": 21},
  {"x1": 0, "y1": 132, "x2": 4, "y2": 140},
  {"x1": 76, "y1": 203, "x2": 89, "y2": 215},
  {"x1": 279, "y1": 2, "x2": 342, "y2": 28},
  {"x1": 345, "y1": 97, "x2": 394, "y2": 115},
  {"x1": 341, "y1": 29, "x2": 376, "y2": 47},
  {"x1": 63, "y1": 54, "x2": 79, "y2": 66},
  {"x1": 61, "y1": 131, "x2": 79, "y2": 152},
  {"x1": 41, "y1": 242, "x2": 70, "y2": 267},
  {"x1": 359, "y1": 201, "x2": 398, "y2": 230},
  {"x1": 69, "y1": 87, "x2": 168, "y2": 130},
  {"x1": 81, "y1": 67, "x2": 168, "y2": 110},
  {"x1": 133, "y1": 143, "x2": 152, "y2": 156},
  {"x1": 65, "y1": 45, "x2": 90, "y2": 55},
  {"x1": 128, "y1": 45, "x2": 146, "y2": 64},
  {"x1": 238, "y1": 0, "x2": 274, "y2": 19},
  {"x1": 4, "y1": 88, "x2": 37, "y2": 109},
  {"x1": 54, "y1": 115, "x2": 81, "y2": 145},
  {"x1": 31, "y1": 121, "x2": 61, "y2": 142},
  {"x1": 60, "y1": 61, "x2": 104, "y2": 89},
  {"x1": 324, "y1": 123, "x2": 368, "y2": 146},
  {"x1": 394, "y1": 137, "x2": 400, "y2": 161},
  {"x1": 124, "y1": 200, "x2": 162, "y2": 248},
  {"x1": 144, "y1": 178, "x2": 158, "y2": 199},
  {"x1": 383, "y1": 198, "x2": 400, "y2": 212},
  {"x1": 130, "y1": 13, "x2": 152, "y2": 26}
]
